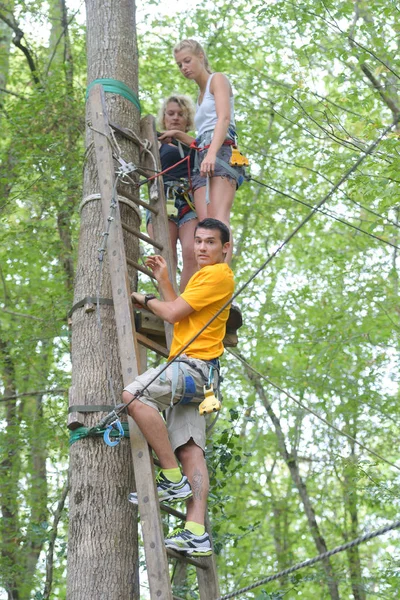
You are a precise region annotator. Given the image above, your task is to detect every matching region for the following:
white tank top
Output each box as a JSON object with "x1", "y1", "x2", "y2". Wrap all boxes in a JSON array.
[{"x1": 194, "y1": 73, "x2": 236, "y2": 137}]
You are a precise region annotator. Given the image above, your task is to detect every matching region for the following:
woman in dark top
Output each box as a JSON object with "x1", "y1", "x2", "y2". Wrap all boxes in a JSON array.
[{"x1": 147, "y1": 95, "x2": 198, "y2": 290}]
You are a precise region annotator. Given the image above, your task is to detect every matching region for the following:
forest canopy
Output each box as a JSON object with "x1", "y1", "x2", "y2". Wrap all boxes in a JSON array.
[{"x1": 0, "y1": 0, "x2": 399, "y2": 598}]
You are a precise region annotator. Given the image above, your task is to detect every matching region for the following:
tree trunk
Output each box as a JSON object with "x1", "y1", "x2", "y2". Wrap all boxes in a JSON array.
[
  {"x1": 247, "y1": 370, "x2": 341, "y2": 600},
  {"x1": 0, "y1": 0, "x2": 13, "y2": 103},
  {"x1": 67, "y1": 0, "x2": 141, "y2": 598},
  {"x1": 0, "y1": 334, "x2": 21, "y2": 600}
]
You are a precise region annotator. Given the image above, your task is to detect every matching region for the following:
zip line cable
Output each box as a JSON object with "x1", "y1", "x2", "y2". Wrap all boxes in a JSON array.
[
  {"x1": 216, "y1": 519, "x2": 400, "y2": 600},
  {"x1": 94, "y1": 118, "x2": 397, "y2": 429},
  {"x1": 228, "y1": 349, "x2": 400, "y2": 472},
  {"x1": 248, "y1": 176, "x2": 400, "y2": 251},
  {"x1": 242, "y1": 143, "x2": 400, "y2": 231}
]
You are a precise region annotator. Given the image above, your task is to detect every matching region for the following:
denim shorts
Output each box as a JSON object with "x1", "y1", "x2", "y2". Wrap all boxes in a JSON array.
[
  {"x1": 191, "y1": 144, "x2": 246, "y2": 192},
  {"x1": 146, "y1": 191, "x2": 197, "y2": 228}
]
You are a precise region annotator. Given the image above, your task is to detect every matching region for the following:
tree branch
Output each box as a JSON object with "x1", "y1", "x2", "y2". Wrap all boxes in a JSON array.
[
  {"x1": 42, "y1": 478, "x2": 69, "y2": 600},
  {"x1": 0, "y1": 307, "x2": 45, "y2": 321},
  {"x1": 0, "y1": 86, "x2": 26, "y2": 100},
  {"x1": 0, "y1": 389, "x2": 66, "y2": 402},
  {"x1": 0, "y1": 9, "x2": 40, "y2": 85}
]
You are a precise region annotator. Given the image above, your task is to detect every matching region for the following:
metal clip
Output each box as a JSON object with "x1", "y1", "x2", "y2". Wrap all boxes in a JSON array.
[
  {"x1": 115, "y1": 156, "x2": 136, "y2": 176},
  {"x1": 104, "y1": 418, "x2": 125, "y2": 447}
]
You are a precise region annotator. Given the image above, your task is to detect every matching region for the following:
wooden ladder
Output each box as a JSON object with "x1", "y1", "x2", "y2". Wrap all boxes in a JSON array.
[{"x1": 89, "y1": 83, "x2": 220, "y2": 600}]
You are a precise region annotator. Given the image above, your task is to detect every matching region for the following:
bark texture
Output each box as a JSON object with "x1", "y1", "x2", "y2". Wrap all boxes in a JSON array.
[{"x1": 67, "y1": 1, "x2": 141, "y2": 598}]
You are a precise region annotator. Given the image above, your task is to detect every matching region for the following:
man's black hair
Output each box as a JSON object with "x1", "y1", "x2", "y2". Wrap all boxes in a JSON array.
[{"x1": 195, "y1": 218, "x2": 230, "y2": 245}]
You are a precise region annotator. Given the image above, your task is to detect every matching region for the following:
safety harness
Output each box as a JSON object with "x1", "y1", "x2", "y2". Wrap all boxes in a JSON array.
[
  {"x1": 160, "y1": 357, "x2": 220, "y2": 408},
  {"x1": 191, "y1": 127, "x2": 249, "y2": 191}
]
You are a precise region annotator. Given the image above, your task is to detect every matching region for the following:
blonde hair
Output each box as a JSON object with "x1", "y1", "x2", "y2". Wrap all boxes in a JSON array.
[
  {"x1": 173, "y1": 39, "x2": 212, "y2": 75},
  {"x1": 157, "y1": 94, "x2": 195, "y2": 132}
]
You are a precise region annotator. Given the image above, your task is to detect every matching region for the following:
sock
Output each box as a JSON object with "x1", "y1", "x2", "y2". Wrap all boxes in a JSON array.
[
  {"x1": 162, "y1": 467, "x2": 182, "y2": 483},
  {"x1": 185, "y1": 521, "x2": 205, "y2": 536}
]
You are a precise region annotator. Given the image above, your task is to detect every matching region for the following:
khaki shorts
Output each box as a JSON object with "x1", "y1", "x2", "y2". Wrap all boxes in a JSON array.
[{"x1": 123, "y1": 358, "x2": 212, "y2": 452}]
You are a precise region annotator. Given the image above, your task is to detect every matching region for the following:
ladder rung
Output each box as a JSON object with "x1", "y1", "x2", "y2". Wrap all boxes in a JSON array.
[
  {"x1": 166, "y1": 548, "x2": 208, "y2": 570},
  {"x1": 110, "y1": 120, "x2": 142, "y2": 144},
  {"x1": 136, "y1": 332, "x2": 169, "y2": 358},
  {"x1": 160, "y1": 503, "x2": 186, "y2": 520},
  {"x1": 117, "y1": 188, "x2": 158, "y2": 215},
  {"x1": 126, "y1": 259, "x2": 156, "y2": 278},
  {"x1": 121, "y1": 222, "x2": 163, "y2": 250}
]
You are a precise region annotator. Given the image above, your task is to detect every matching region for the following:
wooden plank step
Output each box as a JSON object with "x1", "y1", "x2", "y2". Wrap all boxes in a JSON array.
[
  {"x1": 160, "y1": 503, "x2": 186, "y2": 520},
  {"x1": 136, "y1": 332, "x2": 169, "y2": 358},
  {"x1": 166, "y1": 548, "x2": 207, "y2": 570},
  {"x1": 121, "y1": 221, "x2": 163, "y2": 250},
  {"x1": 117, "y1": 186, "x2": 158, "y2": 215},
  {"x1": 126, "y1": 258, "x2": 156, "y2": 278}
]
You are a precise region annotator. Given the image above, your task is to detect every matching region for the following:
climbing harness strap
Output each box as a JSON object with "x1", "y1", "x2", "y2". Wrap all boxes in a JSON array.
[
  {"x1": 164, "y1": 180, "x2": 196, "y2": 214},
  {"x1": 192, "y1": 128, "x2": 248, "y2": 198},
  {"x1": 159, "y1": 358, "x2": 220, "y2": 407}
]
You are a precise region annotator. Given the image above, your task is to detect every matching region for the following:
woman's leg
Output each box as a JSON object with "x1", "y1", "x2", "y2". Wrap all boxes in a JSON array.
[
  {"x1": 178, "y1": 217, "x2": 198, "y2": 291},
  {"x1": 193, "y1": 186, "x2": 207, "y2": 221},
  {"x1": 208, "y1": 176, "x2": 236, "y2": 264},
  {"x1": 147, "y1": 220, "x2": 178, "y2": 271}
]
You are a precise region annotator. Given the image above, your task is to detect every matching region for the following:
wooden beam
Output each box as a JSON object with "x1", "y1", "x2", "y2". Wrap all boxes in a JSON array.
[
  {"x1": 140, "y1": 115, "x2": 177, "y2": 349},
  {"x1": 121, "y1": 221, "x2": 163, "y2": 250},
  {"x1": 136, "y1": 332, "x2": 169, "y2": 358},
  {"x1": 166, "y1": 549, "x2": 207, "y2": 570},
  {"x1": 89, "y1": 84, "x2": 173, "y2": 600}
]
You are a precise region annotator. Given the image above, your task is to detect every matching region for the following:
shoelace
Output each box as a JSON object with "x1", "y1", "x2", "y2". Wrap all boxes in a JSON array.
[{"x1": 166, "y1": 527, "x2": 185, "y2": 539}]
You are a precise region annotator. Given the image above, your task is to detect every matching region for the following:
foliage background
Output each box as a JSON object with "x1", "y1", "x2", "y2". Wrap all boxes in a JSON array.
[{"x1": 0, "y1": 0, "x2": 399, "y2": 598}]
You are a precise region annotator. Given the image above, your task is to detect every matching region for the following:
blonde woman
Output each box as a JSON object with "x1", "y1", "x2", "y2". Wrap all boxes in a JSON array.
[
  {"x1": 159, "y1": 39, "x2": 245, "y2": 263},
  {"x1": 148, "y1": 95, "x2": 198, "y2": 290}
]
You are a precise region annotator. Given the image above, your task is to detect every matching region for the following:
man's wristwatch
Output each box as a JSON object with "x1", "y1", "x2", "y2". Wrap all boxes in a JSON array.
[{"x1": 144, "y1": 293, "x2": 157, "y2": 307}]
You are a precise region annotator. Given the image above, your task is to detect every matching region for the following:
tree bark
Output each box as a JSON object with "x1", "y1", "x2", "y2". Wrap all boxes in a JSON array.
[
  {"x1": 67, "y1": 0, "x2": 141, "y2": 598},
  {"x1": 0, "y1": 334, "x2": 20, "y2": 600}
]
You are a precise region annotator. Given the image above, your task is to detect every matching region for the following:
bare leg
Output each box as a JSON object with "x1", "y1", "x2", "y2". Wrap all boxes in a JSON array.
[
  {"x1": 123, "y1": 391, "x2": 178, "y2": 469},
  {"x1": 178, "y1": 217, "x2": 198, "y2": 291},
  {"x1": 193, "y1": 187, "x2": 207, "y2": 221},
  {"x1": 176, "y1": 439, "x2": 209, "y2": 526},
  {"x1": 148, "y1": 220, "x2": 178, "y2": 271},
  {"x1": 208, "y1": 177, "x2": 236, "y2": 264},
  {"x1": 194, "y1": 178, "x2": 236, "y2": 263}
]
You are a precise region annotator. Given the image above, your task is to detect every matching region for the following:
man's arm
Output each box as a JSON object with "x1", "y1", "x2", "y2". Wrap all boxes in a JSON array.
[
  {"x1": 131, "y1": 255, "x2": 195, "y2": 324},
  {"x1": 145, "y1": 256, "x2": 177, "y2": 302}
]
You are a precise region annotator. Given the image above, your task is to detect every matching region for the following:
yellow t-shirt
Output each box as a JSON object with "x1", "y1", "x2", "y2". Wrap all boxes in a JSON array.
[{"x1": 168, "y1": 263, "x2": 235, "y2": 361}]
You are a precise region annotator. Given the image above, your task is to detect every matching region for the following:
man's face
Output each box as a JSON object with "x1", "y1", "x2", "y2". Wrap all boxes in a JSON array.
[{"x1": 194, "y1": 228, "x2": 229, "y2": 268}]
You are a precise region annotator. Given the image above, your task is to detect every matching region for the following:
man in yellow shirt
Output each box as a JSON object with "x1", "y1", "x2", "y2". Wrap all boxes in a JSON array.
[{"x1": 123, "y1": 218, "x2": 234, "y2": 557}]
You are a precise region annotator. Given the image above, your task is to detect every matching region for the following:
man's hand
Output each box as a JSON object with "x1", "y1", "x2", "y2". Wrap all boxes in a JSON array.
[
  {"x1": 131, "y1": 292, "x2": 146, "y2": 307},
  {"x1": 145, "y1": 255, "x2": 169, "y2": 283}
]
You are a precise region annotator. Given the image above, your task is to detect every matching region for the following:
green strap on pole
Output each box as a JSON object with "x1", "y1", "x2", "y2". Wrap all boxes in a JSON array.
[
  {"x1": 86, "y1": 78, "x2": 141, "y2": 113},
  {"x1": 69, "y1": 422, "x2": 130, "y2": 446}
]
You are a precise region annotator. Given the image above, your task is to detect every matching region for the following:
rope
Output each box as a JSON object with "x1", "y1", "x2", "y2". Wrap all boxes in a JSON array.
[
  {"x1": 248, "y1": 176, "x2": 400, "y2": 251},
  {"x1": 137, "y1": 154, "x2": 191, "y2": 188},
  {"x1": 216, "y1": 519, "x2": 400, "y2": 599},
  {"x1": 69, "y1": 422, "x2": 129, "y2": 445},
  {"x1": 97, "y1": 118, "x2": 397, "y2": 428},
  {"x1": 228, "y1": 349, "x2": 400, "y2": 472},
  {"x1": 243, "y1": 143, "x2": 400, "y2": 231},
  {"x1": 95, "y1": 175, "x2": 122, "y2": 408},
  {"x1": 79, "y1": 193, "x2": 141, "y2": 219},
  {"x1": 86, "y1": 79, "x2": 141, "y2": 113}
]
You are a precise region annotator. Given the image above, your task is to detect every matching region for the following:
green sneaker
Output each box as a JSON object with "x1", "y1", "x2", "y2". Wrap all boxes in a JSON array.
[
  {"x1": 165, "y1": 527, "x2": 213, "y2": 557},
  {"x1": 128, "y1": 472, "x2": 192, "y2": 505}
]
